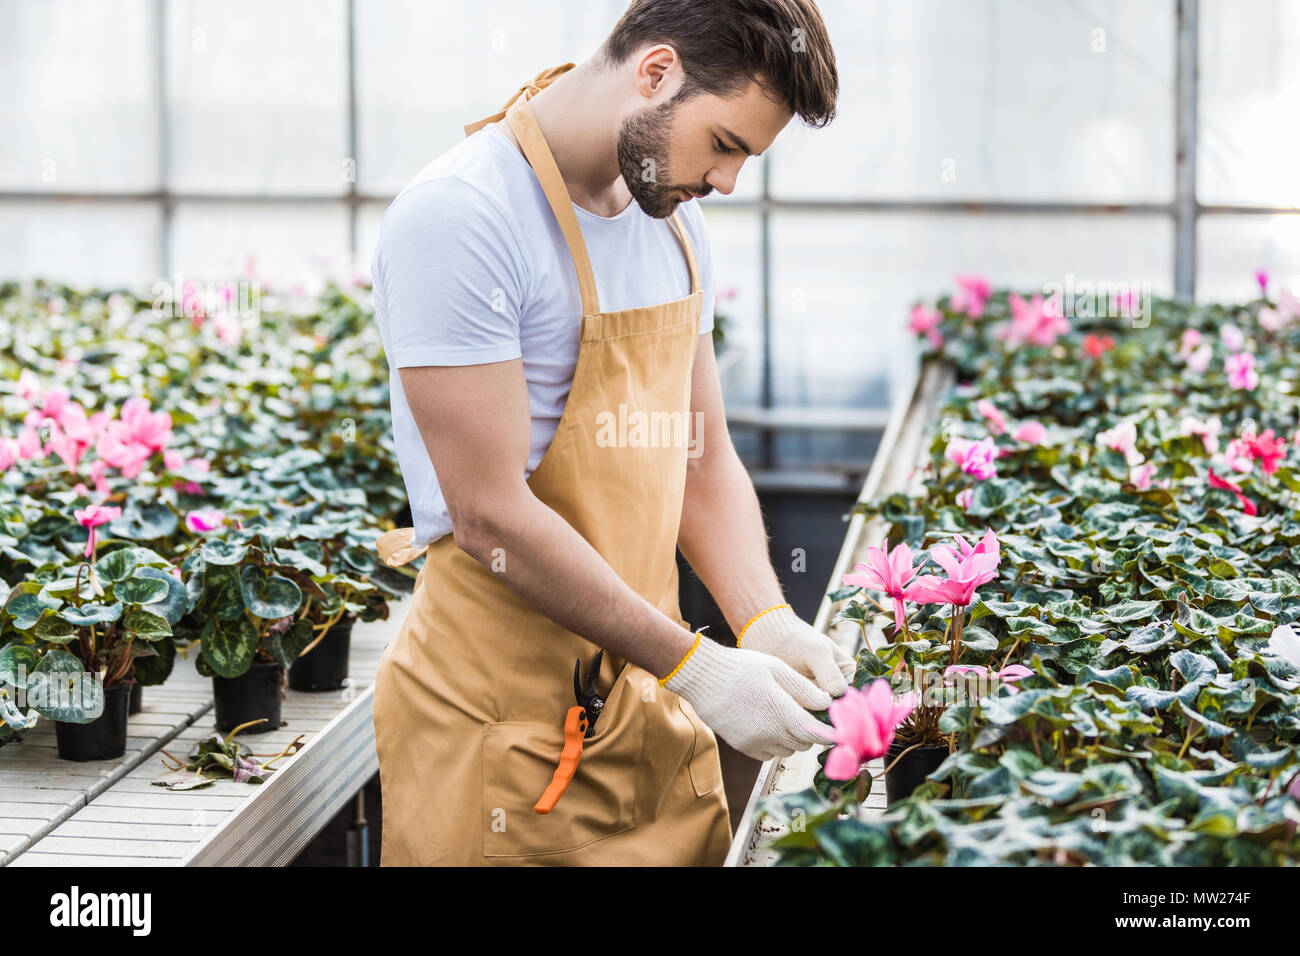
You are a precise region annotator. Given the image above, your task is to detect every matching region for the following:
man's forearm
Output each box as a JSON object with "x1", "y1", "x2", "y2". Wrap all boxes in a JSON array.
[
  {"x1": 455, "y1": 490, "x2": 696, "y2": 679},
  {"x1": 678, "y1": 443, "x2": 788, "y2": 636}
]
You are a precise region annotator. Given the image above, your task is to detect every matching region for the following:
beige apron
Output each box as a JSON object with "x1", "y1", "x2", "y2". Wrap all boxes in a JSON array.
[{"x1": 371, "y1": 67, "x2": 732, "y2": 866}]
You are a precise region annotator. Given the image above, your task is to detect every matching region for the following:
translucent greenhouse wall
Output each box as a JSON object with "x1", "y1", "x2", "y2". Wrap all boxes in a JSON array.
[{"x1": 2, "y1": 0, "x2": 1299, "y2": 421}]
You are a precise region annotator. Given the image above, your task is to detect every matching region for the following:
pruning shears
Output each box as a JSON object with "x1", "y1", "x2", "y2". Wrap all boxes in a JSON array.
[{"x1": 533, "y1": 650, "x2": 605, "y2": 814}]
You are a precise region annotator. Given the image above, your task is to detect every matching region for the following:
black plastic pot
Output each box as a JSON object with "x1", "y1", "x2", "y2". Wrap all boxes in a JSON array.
[
  {"x1": 883, "y1": 742, "x2": 949, "y2": 805},
  {"x1": 289, "y1": 618, "x2": 353, "y2": 692},
  {"x1": 128, "y1": 681, "x2": 142, "y2": 715},
  {"x1": 212, "y1": 661, "x2": 284, "y2": 735},
  {"x1": 54, "y1": 683, "x2": 132, "y2": 762}
]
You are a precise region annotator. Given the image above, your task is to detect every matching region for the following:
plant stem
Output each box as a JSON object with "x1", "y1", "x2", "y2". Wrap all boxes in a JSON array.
[
  {"x1": 1177, "y1": 723, "x2": 1200, "y2": 760},
  {"x1": 950, "y1": 606, "x2": 965, "y2": 665},
  {"x1": 224, "y1": 718, "x2": 268, "y2": 743},
  {"x1": 873, "y1": 743, "x2": 925, "y2": 779}
]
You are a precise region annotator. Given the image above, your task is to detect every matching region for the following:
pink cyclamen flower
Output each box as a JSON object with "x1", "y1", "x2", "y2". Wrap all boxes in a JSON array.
[
  {"x1": 1000, "y1": 293, "x2": 1070, "y2": 348},
  {"x1": 824, "y1": 679, "x2": 917, "y2": 780},
  {"x1": 944, "y1": 664, "x2": 989, "y2": 680},
  {"x1": 956, "y1": 488, "x2": 974, "y2": 511},
  {"x1": 95, "y1": 427, "x2": 153, "y2": 479},
  {"x1": 1083, "y1": 333, "x2": 1115, "y2": 358},
  {"x1": 1220, "y1": 437, "x2": 1254, "y2": 474},
  {"x1": 16, "y1": 425, "x2": 44, "y2": 460},
  {"x1": 119, "y1": 397, "x2": 173, "y2": 452},
  {"x1": 1114, "y1": 287, "x2": 1142, "y2": 320},
  {"x1": 1242, "y1": 429, "x2": 1287, "y2": 475},
  {"x1": 842, "y1": 537, "x2": 922, "y2": 634},
  {"x1": 1256, "y1": 287, "x2": 1295, "y2": 332},
  {"x1": 944, "y1": 663, "x2": 1033, "y2": 694},
  {"x1": 39, "y1": 386, "x2": 71, "y2": 423},
  {"x1": 945, "y1": 436, "x2": 998, "y2": 480},
  {"x1": 1130, "y1": 463, "x2": 1158, "y2": 489},
  {"x1": 1186, "y1": 344, "x2": 1213, "y2": 373},
  {"x1": 976, "y1": 399, "x2": 1007, "y2": 435},
  {"x1": 1179, "y1": 415, "x2": 1222, "y2": 454},
  {"x1": 951, "y1": 274, "x2": 992, "y2": 319},
  {"x1": 74, "y1": 504, "x2": 122, "y2": 558},
  {"x1": 1220, "y1": 323, "x2": 1245, "y2": 352},
  {"x1": 909, "y1": 303, "x2": 940, "y2": 333},
  {"x1": 952, "y1": 527, "x2": 1001, "y2": 564},
  {"x1": 1255, "y1": 270, "x2": 1269, "y2": 295},
  {"x1": 16, "y1": 369, "x2": 42, "y2": 405},
  {"x1": 1178, "y1": 328, "x2": 1202, "y2": 358},
  {"x1": 996, "y1": 664, "x2": 1034, "y2": 693},
  {"x1": 905, "y1": 532, "x2": 1002, "y2": 608},
  {"x1": 1013, "y1": 420, "x2": 1047, "y2": 444},
  {"x1": 0, "y1": 437, "x2": 20, "y2": 472},
  {"x1": 213, "y1": 314, "x2": 242, "y2": 345},
  {"x1": 1207, "y1": 469, "x2": 1258, "y2": 516},
  {"x1": 185, "y1": 508, "x2": 226, "y2": 534},
  {"x1": 1225, "y1": 352, "x2": 1259, "y2": 391},
  {"x1": 909, "y1": 304, "x2": 944, "y2": 349},
  {"x1": 1097, "y1": 420, "x2": 1145, "y2": 466}
]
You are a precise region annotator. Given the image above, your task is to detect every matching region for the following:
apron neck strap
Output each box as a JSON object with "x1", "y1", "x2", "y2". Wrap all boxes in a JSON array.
[
  {"x1": 666, "y1": 212, "x2": 702, "y2": 296},
  {"x1": 505, "y1": 96, "x2": 602, "y2": 318},
  {"x1": 463, "y1": 62, "x2": 575, "y2": 137}
]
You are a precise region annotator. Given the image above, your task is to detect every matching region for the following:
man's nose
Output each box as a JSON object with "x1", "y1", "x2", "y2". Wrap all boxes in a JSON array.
[{"x1": 705, "y1": 163, "x2": 740, "y2": 196}]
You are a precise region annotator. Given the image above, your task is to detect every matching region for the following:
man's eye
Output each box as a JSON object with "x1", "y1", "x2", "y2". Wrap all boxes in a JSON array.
[{"x1": 713, "y1": 137, "x2": 731, "y2": 154}]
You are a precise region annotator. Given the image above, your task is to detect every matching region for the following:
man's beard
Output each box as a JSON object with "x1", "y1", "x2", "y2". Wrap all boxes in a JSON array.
[{"x1": 616, "y1": 100, "x2": 713, "y2": 219}]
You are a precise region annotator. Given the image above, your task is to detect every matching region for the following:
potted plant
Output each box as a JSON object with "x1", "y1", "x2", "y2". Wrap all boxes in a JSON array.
[
  {"x1": 0, "y1": 535, "x2": 188, "y2": 761},
  {"x1": 277, "y1": 503, "x2": 391, "y2": 692},
  {"x1": 180, "y1": 528, "x2": 317, "y2": 734},
  {"x1": 835, "y1": 529, "x2": 1009, "y2": 803}
]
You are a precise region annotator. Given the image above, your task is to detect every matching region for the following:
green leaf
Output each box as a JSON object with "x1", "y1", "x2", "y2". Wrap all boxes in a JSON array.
[
  {"x1": 200, "y1": 615, "x2": 259, "y2": 678},
  {"x1": 122, "y1": 606, "x2": 172, "y2": 642},
  {"x1": 0, "y1": 643, "x2": 40, "y2": 686},
  {"x1": 113, "y1": 575, "x2": 171, "y2": 605},
  {"x1": 27, "y1": 650, "x2": 104, "y2": 723},
  {"x1": 239, "y1": 567, "x2": 304, "y2": 620},
  {"x1": 94, "y1": 547, "x2": 139, "y2": 583}
]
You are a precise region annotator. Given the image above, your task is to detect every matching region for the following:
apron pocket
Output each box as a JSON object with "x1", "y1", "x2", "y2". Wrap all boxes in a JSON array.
[
  {"x1": 677, "y1": 697, "x2": 724, "y2": 798},
  {"x1": 481, "y1": 667, "x2": 645, "y2": 859}
]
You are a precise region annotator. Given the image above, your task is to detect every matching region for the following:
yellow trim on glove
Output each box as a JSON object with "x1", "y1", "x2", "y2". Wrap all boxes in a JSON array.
[
  {"x1": 660, "y1": 631, "x2": 704, "y2": 686},
  {"x1": 735, "y1": 602, "x2": 792, "y2": 647}
]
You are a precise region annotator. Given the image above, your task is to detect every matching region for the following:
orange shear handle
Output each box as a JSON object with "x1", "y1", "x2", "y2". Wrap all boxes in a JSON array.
[{"x1": 533, "y1": 705, "x2": 588, "y2": 814}]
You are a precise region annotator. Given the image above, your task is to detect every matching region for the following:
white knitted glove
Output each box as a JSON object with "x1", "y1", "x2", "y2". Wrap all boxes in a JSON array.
[
  {"x1": 737, "y1": 604, "x2": 855, "y2": 698},
  {"x1": 663, "y1": 632, "x2": 835, "y2": 761}
]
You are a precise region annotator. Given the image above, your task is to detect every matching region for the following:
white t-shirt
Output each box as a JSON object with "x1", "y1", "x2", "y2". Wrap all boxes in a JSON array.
[{"x1": 372, "y1": 123, "x2": 716, "y2": 549}]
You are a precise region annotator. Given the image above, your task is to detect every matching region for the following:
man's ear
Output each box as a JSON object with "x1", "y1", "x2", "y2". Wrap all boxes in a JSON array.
[{"x1": 633, "y1": 43, "x2": 681, "y2": 100}]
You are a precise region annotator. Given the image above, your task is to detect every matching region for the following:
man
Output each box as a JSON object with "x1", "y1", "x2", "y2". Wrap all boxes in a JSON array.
[{"x1": 371, "y1": 0, "x2": 852, "y2": 866}]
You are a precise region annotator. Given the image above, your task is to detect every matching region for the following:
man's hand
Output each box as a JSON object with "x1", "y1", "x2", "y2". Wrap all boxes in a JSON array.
[
  {"x1": 663, "y1": 633, "x2": 835, "y2": 762},
  {"x1": 737, "y1": 604, "x2": 855, "y2": 698}
]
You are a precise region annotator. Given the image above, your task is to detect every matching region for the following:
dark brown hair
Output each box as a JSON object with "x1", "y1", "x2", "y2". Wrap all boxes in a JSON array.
[{"x1": 600, "y1": 0, "x2": 838, "y2": 127}]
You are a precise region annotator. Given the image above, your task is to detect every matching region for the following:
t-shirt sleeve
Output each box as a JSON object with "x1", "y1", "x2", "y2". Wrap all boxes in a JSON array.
[
  {"x1": 685, "y1": 201, "x2": 716, "y2": 337},
  {"x1": 373, "y1": 176, "x2": 526, "y2": 368}
]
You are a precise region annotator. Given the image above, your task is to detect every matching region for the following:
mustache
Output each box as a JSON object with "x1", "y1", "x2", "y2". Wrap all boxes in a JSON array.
[{"x1": 643, "y1": 178, "x2": 713, "y2": 198}]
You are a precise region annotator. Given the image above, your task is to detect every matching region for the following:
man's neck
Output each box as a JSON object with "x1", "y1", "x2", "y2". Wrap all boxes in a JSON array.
[{"x1": 496, "y1": 59, "x2": 633, "y2": 218}]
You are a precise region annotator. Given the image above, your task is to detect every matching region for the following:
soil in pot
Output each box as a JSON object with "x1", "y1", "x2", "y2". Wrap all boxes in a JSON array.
[
  {"x1": 883, "y1": 741, "x2": 949, "y2": 806},
  {"x1": 289, "y1": 618, "x2": 353, "y2": 692},
  {"x1": 213, "y1": 661, "x2": 284, "y2": 735},
  {"x1": 55, "y1": 683, "x2": 132, "y2": 762},
  {"x1": 128, "y1": 681, "x2": 142, "y2": 715}
]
